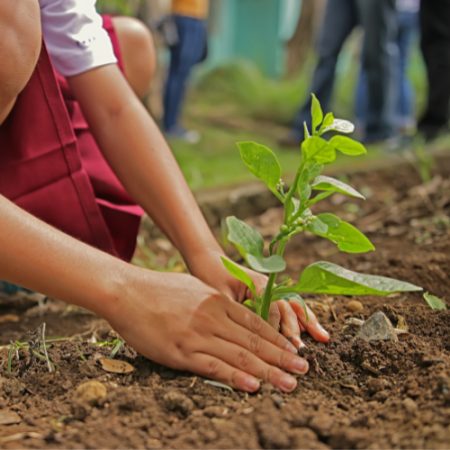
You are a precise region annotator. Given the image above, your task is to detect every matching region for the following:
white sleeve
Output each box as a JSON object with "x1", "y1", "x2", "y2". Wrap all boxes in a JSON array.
[{"x1": 39, "y1": 0, "x2": 118, "y2": 77}]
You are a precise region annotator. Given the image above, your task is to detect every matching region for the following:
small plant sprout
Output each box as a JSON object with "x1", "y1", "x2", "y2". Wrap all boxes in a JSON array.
[
  {"x1": 109, "y1": 338, "x2": 124, "y2": 359},
  {"x1": 423, "y1": 292, "x2": 447, "y2": 311},
  {"x1": 76, "y1": 346, "x2": 88, "y2": 363},
  {"x1": 221, "y1": 94, "x2": 422, "y2": 323}
]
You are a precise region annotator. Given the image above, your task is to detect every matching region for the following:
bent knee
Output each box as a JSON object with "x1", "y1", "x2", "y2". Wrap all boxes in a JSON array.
[
  {"x1": 112, "y1": 17, "x2": 156, "y2": 99},
  {"x1": 0, "y1": 0, "x2": 41, "y2": 118}
]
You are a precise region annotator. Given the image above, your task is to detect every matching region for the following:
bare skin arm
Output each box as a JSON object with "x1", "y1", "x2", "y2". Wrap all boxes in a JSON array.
[
  {"x1": 67, "y1": 65, "x2": 330, "y2": 346},
  {"x1": 0, "y1": 194, "x2": 308, "y2": 392}
]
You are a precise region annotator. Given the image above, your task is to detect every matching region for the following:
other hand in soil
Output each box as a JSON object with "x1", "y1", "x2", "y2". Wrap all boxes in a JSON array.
[{"x1": 187, "y1": 250, "x2": 330, "y2": 349}]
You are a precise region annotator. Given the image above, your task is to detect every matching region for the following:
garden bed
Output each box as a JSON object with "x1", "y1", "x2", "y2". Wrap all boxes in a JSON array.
[{"x1": 0, "y1": 155, "x2": 450, "y2": 449}]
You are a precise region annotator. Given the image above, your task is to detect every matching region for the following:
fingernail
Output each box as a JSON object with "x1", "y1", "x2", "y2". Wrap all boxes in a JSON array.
[
  {"x1": 292, "y1": 336, "x2": 302, "y2": 349},
  {"x1": 299, "y1": 341, "x2": 308, "y2": 349},
  {"x1": 244, "y1": 377, "x2": 260, "y2": 392},
  {"x1": 319, "y1": 325, "x2": 330, "y2": 338},
  {"x1": 292, "y1": 358, "x2": 309, "y2": 375},
  {"x1": 286, "y1": 341, "x2": 298, "y2": 354},
  {"x1": 279, "y1": 375, "x2": 296, "y2": 392}
]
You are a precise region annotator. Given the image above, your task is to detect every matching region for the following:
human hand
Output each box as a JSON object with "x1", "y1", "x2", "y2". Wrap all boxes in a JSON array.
[
  {"x1": 186, "y1": 250, "x2": 330, "y2": 349},
  {"x1": 101, "y1": 268, "x2": 309, "y2": 393}
]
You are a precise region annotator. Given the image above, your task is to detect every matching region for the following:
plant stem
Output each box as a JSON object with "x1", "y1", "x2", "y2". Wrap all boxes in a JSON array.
[
  {"x1": 260, "y1": 239, "x2": 288, "y2": 321},
  {"x1": 284, "y1": 163, "x2": 304, "y2": 224}
]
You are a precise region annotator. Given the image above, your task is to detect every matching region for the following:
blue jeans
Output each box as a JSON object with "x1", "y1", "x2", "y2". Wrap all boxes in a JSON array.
[
  {"x1": 163, "y1": 15, "x2": 207, "y2": 132},
  {"x1": 292, "y1": 0, "x2": 398, "y2": 141},
  {"x1": 356, "y1": 10, "x2": 419, "y2": 129}
]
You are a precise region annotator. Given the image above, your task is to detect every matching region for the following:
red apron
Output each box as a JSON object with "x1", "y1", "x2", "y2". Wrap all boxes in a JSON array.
[{"x1": 0, "y1": 16, "x2": 144, "y2": 262}]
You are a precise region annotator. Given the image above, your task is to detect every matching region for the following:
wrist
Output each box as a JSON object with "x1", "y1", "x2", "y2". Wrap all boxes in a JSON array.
[{"x1": 184, "y1": 244, "x2": 225, "y2": 277}]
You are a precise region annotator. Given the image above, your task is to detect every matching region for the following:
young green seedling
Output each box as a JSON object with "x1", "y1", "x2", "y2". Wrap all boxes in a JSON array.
[{"x1": 221, "y1": 94, "x2": 422, "y2": 322}]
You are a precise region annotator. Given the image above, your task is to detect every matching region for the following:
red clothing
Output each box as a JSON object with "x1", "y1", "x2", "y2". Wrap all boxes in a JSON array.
[{"x1": 0, "y1": 16, "x2": 143, "y2": 262}]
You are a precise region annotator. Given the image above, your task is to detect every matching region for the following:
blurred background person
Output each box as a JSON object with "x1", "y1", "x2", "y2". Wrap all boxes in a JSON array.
[
  {"x1": 280, "y1": 0, "x2": 398, "y2": 147},
  {"x1": 163, "y1": 0, "x2": 209, "y2": 143},
  {"x1": 418, "y1": 0, "x2": 450, "y2": 141},
  {"x1": 355, "y1": 0, "x2": 420, "y2": 138}
]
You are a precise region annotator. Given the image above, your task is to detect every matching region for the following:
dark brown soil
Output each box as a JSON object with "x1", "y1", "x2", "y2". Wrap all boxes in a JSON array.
[{"x1": 1, "y1": 155, "x2": 450, "y2": 449}]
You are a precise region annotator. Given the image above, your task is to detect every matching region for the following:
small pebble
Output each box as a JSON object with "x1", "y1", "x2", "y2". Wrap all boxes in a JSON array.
[{"x1": 346, "y1": 300, "x2": 364, "y2": 313}]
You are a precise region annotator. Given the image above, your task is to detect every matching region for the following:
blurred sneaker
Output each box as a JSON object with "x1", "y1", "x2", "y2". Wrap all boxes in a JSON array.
[
  {"x1": 360, "y1": 134, "x2": 412, "y2": 152},
  {"x1": 165, "y1": 126, "x2": 201, "y2": 144}
]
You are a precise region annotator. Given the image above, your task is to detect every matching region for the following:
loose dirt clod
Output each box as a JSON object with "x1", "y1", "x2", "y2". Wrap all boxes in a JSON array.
[
  {"x1": 355, "y1": 311, "x2": 398, "y2": 342},
  {"x1": 162, "y1": 391, "x2": 194, "y2": 416},
  {"x1": 346, "y1": 300, "x2": 363, "y2": 313},
  {"x1": 75, "y1": 380, "x2": 107, "y2": 406}
]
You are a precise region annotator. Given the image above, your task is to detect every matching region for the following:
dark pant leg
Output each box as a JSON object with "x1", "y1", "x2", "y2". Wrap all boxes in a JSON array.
[
  {"x1": 163, "y1": 16, "x2": 207, "y2": 131},
  {"x1": 292, "y1": 0, "x2": 358, "y2": 138},
  {"x1": 418, "y1": 0, "x2": 450, "y2": 132},
  {"x1": 396, "y1": 11, "x2": 418, "y2": 121},
  {"x1": 357, "y1": 0, "x2": 398, "y2": 141}
]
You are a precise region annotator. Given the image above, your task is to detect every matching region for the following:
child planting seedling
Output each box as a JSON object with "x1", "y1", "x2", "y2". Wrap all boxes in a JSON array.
[{"x1": 222, "y1": 94, "x2": 422, "y2": 324}]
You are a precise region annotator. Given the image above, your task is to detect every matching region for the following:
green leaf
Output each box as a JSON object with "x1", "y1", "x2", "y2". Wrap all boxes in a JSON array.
[
  {"x1": 423, "y1": 292, "x2": 447, "y2": 310},
  {"x1": 237, "y1": 142, "x2": 282, "y2": 195},
  {"x1": 243, "y1": 299, "x2": 258, "y2": 313},
  {"x1": 290, "y1": 197, "x2": 301, "y2": 216},
  {"x1": 319, "y1": 113, "x2": 334, "y2": 134},
  {"x1": 308, "y1": 214, "x2": 375, "y2": 253},
  {"x1": 246, "y1": 254, "x2": 286, "y2": 273},
  {"x1": 305, "y1": 162, "x2": 324, "y2": 179},
  {"x1": 226, "y1": 216, "x2": 286, "y2": 273},
  {"x1": 311, "y1": 176, "x2": 365, "y2": 200},
  {"x1": 307, "y1": 191, "x2": 334, "y2": 207},
  {"x1": 322, "y1": 118, "x2": 355, "y2": 134},
  {"x1": 329, "y1": 136, "x2": 367, "y2": 156},
  {"x1": 273, "y1": 292, "x2": 309, "y2": 322},
  {"x1": 306, "y1": 216, "x2": 328, "y2": 234},
  {"x1": 221, "y1": 257, "x2": 257, "y2": 299},
  {"x1": 302, "y1": 137, "x2": 336, "y2": 165},
  {"x1": 304, "y1": 122, "x2": 310, "y2": 139},
  {"x1": 289, "y1": 261, "x2": 422, "y2": 296},
  {"x1": 311, "y1": 93, "x2": 323, "y2": 132},
  {"x1": 298, "y1": 167, "x2": 312, "y2": 205},
  {"x1": 227, "y1": 216, "x2": 264, "y2": 258}
]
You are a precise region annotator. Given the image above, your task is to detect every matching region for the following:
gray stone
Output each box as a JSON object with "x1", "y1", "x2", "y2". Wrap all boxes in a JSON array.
[{"x1": 355, "y1": 311, "x2": 398, "y2": 342}]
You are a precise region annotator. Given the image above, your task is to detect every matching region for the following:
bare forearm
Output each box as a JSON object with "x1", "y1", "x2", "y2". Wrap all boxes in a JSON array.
[
  {"x1": 0, "y1": 194, "x2": 129, "y2": 316},
  {"x1": 67, "y1": 65, "x2": 223, "y2": 268}
]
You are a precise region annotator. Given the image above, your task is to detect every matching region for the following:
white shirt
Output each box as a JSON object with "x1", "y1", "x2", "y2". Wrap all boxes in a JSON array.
[{"x1": 39, "y1": 0, "x2": 117, "y2": 76}]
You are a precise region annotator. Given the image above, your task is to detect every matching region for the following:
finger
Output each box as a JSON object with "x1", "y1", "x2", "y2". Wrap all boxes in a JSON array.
[
  {"x1": 227, "y1": 302, "x2": 298, "y2": 354},
  {"x1": 205, "y1": 337, "x2": 304, "y2": 393},
  {"x1": 214, "y1": 318, "x2": 309, "y2": 377},
  {"x1": 276, "y1": 300, "x2": 302, "y2": 349},
  {"x1": 268, "y1": 302, "x2": 281, "y2": 331},
  {"x1": 298, "y1": 319, "x2": 306, "y2": 333},
  {"x1": 289, "y1": 301, "x2": 330, "y2": 343},
  {"x1": 183, "y1": 352, "x2": 261, "y2": 393}
]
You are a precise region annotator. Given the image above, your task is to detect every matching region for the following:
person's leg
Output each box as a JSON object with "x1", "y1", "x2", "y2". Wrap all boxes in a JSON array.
[
  {"x1": 163, "y1": 16, "x2": 206, "y2": 133},
  {"x1": 0, "y1": 0, "x2": 42, "y2": 126},
  {"x1": 111, "y1": 17, "x2": 156, "y2": 100},
  {"x1": 289, "y1": 0, "x2": 358, "y2": 140},
  {"x1": 354, "y1": 68, "x2": 368, "y2": 133},
  {"x1": 396, "y1": 10, "x2": 418, "y2": 130},
  {"x1": 357, "y1": 0, "x2": 398, "y2": 142},
  {"x1": 418, "y1": 0, "x2": 450, "y2": 139}
]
